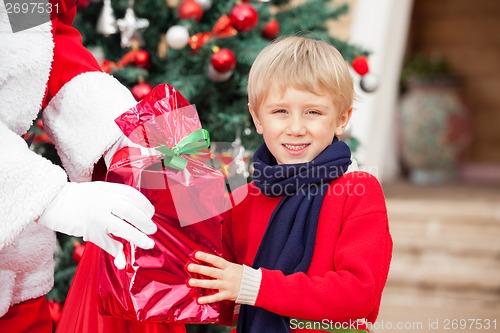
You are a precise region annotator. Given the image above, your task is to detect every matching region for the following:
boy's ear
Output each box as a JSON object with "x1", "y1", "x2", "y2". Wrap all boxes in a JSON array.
[
  {"x1": 335, "y1": 107, "x2": 353, "y2": 136},
  {"x1": 248, "y1": 103, "x2": 263, "y2": 135}
]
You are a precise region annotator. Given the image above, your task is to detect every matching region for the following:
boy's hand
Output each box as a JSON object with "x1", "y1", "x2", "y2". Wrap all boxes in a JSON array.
[{"x1": 187, "y1": 251, "x2": 243, "y2": 304}]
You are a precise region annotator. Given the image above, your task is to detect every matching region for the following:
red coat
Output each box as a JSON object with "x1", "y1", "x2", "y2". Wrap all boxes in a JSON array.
[{"x1": 223, "y1": 171, "x2": 393, "y2": 332}]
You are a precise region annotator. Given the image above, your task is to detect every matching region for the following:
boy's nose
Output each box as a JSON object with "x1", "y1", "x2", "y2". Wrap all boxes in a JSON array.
[{"x1": 286, "y1": 116, "x2": 306, "y2": 136}]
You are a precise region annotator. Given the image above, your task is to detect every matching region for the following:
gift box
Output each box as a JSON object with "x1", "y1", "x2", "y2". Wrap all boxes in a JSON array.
[{"x1": 97, "y1": 84, "x2": 226, "y2": 324}]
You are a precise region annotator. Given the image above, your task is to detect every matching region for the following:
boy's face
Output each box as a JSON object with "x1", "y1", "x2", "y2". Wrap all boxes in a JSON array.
[{"x1": 249, "y1": 87, "x2": 352, "y2": 165}]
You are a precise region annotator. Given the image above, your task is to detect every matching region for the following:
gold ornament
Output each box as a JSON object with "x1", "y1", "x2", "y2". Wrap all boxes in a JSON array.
[
  {"x1": 166, "y1": 0, "x2": 180, "y2": 8},
  {"x1": 157, "y1": 34, "x2": 169, "y2": 59}
]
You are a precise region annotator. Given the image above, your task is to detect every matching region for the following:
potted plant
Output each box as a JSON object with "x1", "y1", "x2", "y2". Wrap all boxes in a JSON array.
[{"x1": 398, "y1": 54, "x2": 471, "y2": 184}]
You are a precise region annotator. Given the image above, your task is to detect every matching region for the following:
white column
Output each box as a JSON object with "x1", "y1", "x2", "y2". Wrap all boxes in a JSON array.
[{"x1": 348, "y1": 0, "x2": 414, "y2": 182}]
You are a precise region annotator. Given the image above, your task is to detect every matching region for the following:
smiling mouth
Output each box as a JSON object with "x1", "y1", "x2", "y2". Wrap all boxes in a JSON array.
[{"x1": 283, "y1": 144, "x2": 310, "y2": 151}]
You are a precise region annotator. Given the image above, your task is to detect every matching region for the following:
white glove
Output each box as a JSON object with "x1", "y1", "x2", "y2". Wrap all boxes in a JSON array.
[
  {"x1": 104, "y1": 135, "x2": 160, "y2": 168},
  {"x1": 38, "y1": 181, "x2": 157, "y2": 269}
]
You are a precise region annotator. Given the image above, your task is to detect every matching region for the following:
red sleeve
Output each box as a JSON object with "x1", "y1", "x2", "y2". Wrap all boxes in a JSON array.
[
  {"x1": 254, "y1": 174, "x2": 393, "y2": 323},
  {"x1": 42, "y1": 0, "x2": 101, "y2": 108}
]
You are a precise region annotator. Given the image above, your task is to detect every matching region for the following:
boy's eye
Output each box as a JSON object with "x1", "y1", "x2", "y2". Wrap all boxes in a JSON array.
[
  {"x1": 306, "y1": 109, "x2": 321, "y2": 115},
  {"x1": 272, "y1": 109, "x2": 287, "y2": 114}
]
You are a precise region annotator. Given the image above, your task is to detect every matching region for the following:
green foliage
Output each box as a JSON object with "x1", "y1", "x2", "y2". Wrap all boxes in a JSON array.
[
  {"x1": 47, "y1": 235, "x2": 82, "y2": 303},
  {"x1": 344, "y1": 136, "x2": 360, "y2": 153},
  {"x1": 400, "y1": 54, "x2": 452, "y2": 93},
  {"x1": 401, "y1": 54, "x2": 450, "y2": 80}
]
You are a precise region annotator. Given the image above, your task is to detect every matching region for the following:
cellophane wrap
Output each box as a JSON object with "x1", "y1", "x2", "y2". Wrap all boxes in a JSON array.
[{"x1": 97, "y1": 84, "x2": 225, "y2": 324}]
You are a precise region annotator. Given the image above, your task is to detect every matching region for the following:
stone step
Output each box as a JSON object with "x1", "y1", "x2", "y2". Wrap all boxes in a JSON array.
[
  {"x1": 382, "y1": 182, "x2": 500, "y2": 203},
  {"x1": 388, "y1": 251, "x2": 500, "y2": 293},
  {"x1": 387, "y1": 198, "x2": 500, "y2": 227},
  {"x1": 385, "y1": 197, "x2": 500, "y2": 294},
  {"x1": 389, "y1": 217, "x2": 500, "y2": 258},
  {"x1": 387, "y1": 198, "x2": 500, "y2": 256}
]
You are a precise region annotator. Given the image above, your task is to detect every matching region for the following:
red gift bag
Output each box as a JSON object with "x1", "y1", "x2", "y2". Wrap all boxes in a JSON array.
[
  {"x1": 97, "y1": 84, "x2": 227, "y2": 324},
  {"x1": 56, "y1": 242, "x2": 186, "y2": 333}
]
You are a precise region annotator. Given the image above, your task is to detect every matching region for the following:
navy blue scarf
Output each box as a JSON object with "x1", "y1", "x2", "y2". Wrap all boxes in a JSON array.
[{"x1": 236, "y1": 137, "x2": 351, "y2": 333}]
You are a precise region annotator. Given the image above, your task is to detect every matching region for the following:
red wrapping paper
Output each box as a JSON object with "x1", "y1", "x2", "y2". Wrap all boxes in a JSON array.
[{"x1": 97, "y1": 84, "x2": 226, "y2": 324}]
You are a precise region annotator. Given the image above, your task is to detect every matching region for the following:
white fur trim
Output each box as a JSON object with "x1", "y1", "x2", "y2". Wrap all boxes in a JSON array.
[
  {"x1": 43, "y1": 72, "x2": 137, "y2": 182},
  {"x1": 0, "y1": 0, "x2": 53, "y2": 135},
  {"x1": 0, "y1": 270, "x2": 15, "y2": 317},
  {"x1": 0, "y1": 223, "x2": 55, "y2": 317},
  {"x1": 0, "y1": 121, "x2": 67, "y2": 250}
]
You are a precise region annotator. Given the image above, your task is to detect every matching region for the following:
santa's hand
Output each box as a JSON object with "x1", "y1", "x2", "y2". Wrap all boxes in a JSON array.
[
  {"x1": 38, "y1": 181, "x2": 157, "y2": 269},
  {"x1": 187, "y1": 251, "x2": 243, "y2": 304}
]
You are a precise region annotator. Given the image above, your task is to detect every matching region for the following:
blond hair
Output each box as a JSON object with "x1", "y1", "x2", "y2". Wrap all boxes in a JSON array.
[{"x1": 248, "y1": 36, "x2": 354, "y2": 114}]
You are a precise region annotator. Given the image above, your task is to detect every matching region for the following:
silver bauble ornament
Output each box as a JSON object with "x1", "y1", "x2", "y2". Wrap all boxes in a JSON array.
[
  {"x1": 165, "y1": 25, "x2": 190, "y2": 50},
  {"x1": 207, "y1": 63, "x2": 233, "y2": 82},
  {"x1": 195, "y1": 0, "x2": 212, "y2": 10},
  {"x1": 360, "y1": 73, "x2": 379, "y2": 93}
]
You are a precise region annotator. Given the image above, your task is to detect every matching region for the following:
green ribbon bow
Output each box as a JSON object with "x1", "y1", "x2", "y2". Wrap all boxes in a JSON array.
[{"x1": 155, "y1": 129, "x2": 210, "y2": 170}]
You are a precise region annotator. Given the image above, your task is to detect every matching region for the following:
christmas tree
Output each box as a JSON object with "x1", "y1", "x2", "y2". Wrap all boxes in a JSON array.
[
  {"x1": 44, "y1": 0, "x2": 375, "y2": 330},
  {"x1": 73, "y1": 0, "x2": 370, "y2": 149}
]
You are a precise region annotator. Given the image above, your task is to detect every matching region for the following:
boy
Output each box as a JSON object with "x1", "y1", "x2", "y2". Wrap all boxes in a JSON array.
[{"x1": 187, "y1": 36, "x2": 392, "y2": 332}]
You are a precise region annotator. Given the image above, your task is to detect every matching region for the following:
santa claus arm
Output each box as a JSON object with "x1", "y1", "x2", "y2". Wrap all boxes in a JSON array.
[{"x1": 42, "y1": 0, "x2": 137, "y2": 182}]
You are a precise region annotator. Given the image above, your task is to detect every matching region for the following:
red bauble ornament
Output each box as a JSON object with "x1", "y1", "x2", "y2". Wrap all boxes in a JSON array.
[
  {"x1": 178, "y1": 0, "x2": 204, "y2": 21},
  {"x1": 101, "y1": 59, "x2": 117, "y2": 74},
  {"x1": 211, "y1": 48, "x2": 236, "y2": 73},
  {"x1": 262, "y1": 18, "x2": 280, "y2": 40},
  {"x1": 77, "y1": 0, "x2": 91, "y2": 9},
  {"x1": 229, "y1": 4, "x2": 258, "y2": 32},
  {"x1": 72, "y1": 242, "x2": 86, "y2": 264},
  {"x1": 134, "y1": 49, "x2": 150, "y2": 69},
  {"x1": 352, "y1": 56, "x2": 369, "y2": 76},
  {"x1": 132, "y1": 82, "x2": 153, "y2": 101}
]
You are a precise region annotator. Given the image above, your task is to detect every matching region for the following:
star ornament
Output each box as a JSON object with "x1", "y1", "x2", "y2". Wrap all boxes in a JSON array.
[{"x1": 117, "y1": 7, "x2": 150, "y2": 48}]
